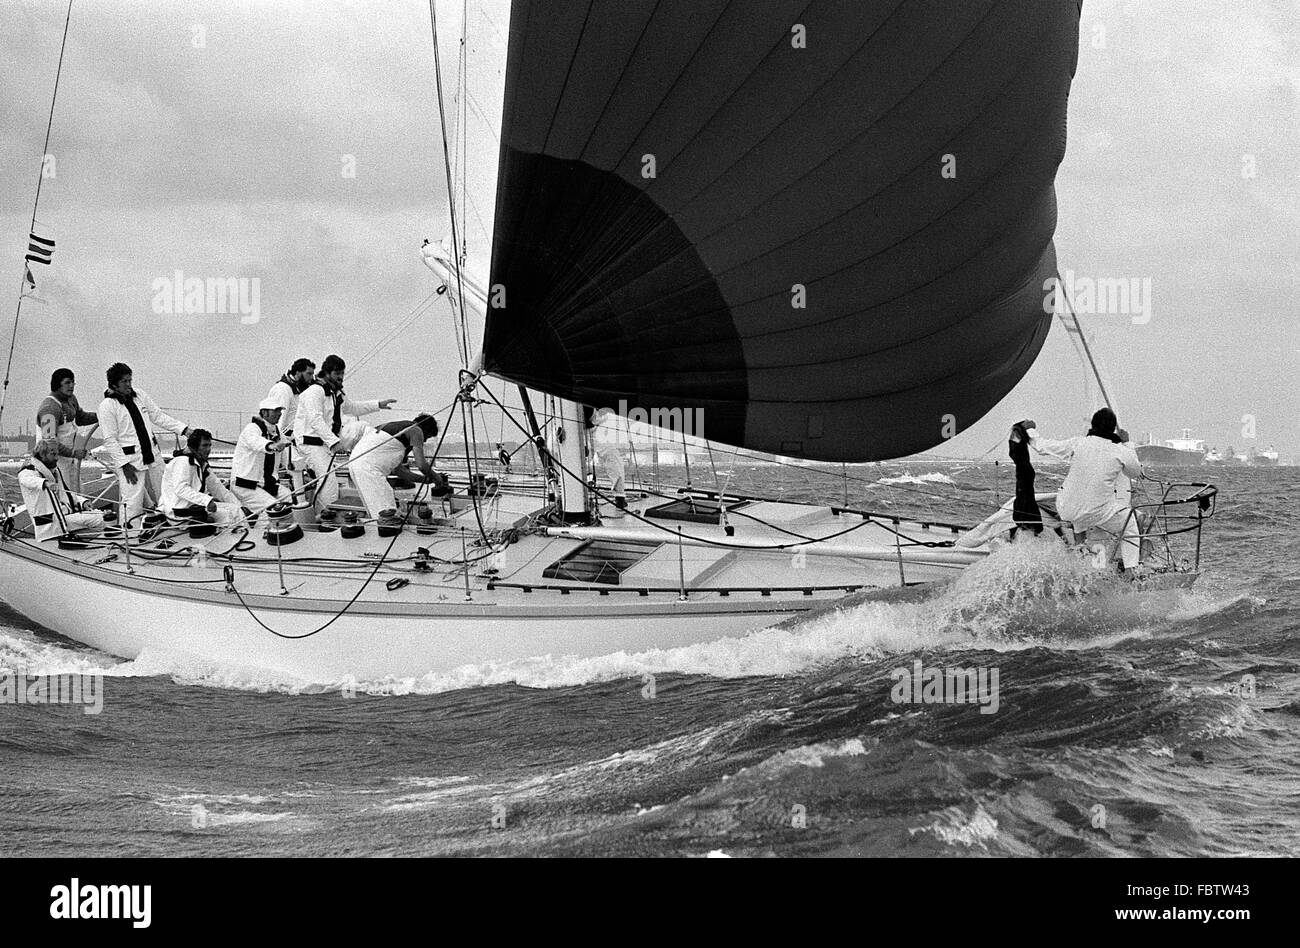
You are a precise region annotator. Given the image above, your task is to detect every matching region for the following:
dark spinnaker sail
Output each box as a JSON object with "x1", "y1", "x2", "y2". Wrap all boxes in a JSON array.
[{"x1": 483, "y1": 0, "x2": 1082, "y2": 461}]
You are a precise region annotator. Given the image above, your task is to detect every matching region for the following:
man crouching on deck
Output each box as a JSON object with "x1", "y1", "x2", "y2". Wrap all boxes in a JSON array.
[
  {"x1": 348, "y1": 414, "x2": 445, "y2": 526},
  {"x1": 160, "y1": 429, "x2": 249, "y2": 528}
]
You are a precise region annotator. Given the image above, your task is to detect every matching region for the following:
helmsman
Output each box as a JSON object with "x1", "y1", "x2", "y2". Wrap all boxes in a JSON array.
[
  {"x1": 231, "y1": 398, "x2": 294, "y2": 516},
  {"x1": 96, "y1": 362, "x2": 191, "y2": 536},
  {"x1": 17, "y1": 440, "x2": 105, "y2": 542},
  {"x1": 35, "y1": 368, "x2": 96, "y2": 492},
  {"x1": 294, "y1": 354, "x2": 396, "y2": 519}
]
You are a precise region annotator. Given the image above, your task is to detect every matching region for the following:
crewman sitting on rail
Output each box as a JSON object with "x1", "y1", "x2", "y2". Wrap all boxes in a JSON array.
[
  {"x1": 1028, "y1": 408, "x2": 1143, "y2": 570},
  {"x1": 160, "y1": 428, "x2": 247, "y2": 528},
  {"x1": 230, "y1": 398, "x2": 293, "y2": 517},
  {"x1": 348, "y1": 414, "x2": 445, "y2": 524},
  {"x1": 17, "y1": 440, "x2": 105, "y2": 542}
]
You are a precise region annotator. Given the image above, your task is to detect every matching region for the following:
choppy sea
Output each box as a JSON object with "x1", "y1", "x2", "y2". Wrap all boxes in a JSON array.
[{"x1": 2, "y1": 461, "x2": 1297, "y2": 857}]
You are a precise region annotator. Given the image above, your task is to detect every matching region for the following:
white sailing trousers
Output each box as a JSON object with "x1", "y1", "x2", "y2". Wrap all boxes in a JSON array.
[
  {"x1": 34, "y1": 511, "x2": 104, "y2": 543},
  {"x1": 596, "y1": 443, "x2": 625, "y2": 497},
  {"x1": 1082, "y1": 507, "x2": 1141, "y2": 570},
  {"x1": 298, "y1": 444, "x2": 340, "y2": 512},
  {"x1": 232, "y1": 483, "x2": 292, "y2": 517},
  {"x1": 349, "y1": 430, "x2": 407, "y2": 519},
  {"x1": 116, "y1": 461, "x2": 164, "y2": 534}
]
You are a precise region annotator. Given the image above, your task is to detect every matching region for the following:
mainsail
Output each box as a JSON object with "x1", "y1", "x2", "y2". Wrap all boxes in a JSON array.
[{"x1": 482, "y1": 0, "x2": 1082, "y2": 461}]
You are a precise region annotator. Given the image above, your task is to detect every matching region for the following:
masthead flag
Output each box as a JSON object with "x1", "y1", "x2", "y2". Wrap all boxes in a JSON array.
[{"x1": 25, "y1": 232, "x2": 54, "y2": 266}]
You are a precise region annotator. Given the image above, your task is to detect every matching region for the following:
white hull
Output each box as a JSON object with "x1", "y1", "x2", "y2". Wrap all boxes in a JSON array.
[
  {"x1": 0, "y1": 544, "x2": 812, "y2": 680},
  {"x1": 0, "y1": 481, "x2": 964, "y2": 681}
]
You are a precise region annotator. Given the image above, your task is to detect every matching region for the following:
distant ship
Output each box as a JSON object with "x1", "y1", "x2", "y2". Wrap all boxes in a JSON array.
[
  {"x1": 1248, "y1": 445, "x2": 1280, "y2": 467},
  {"x1": 1136, "y1": 429, "x2": 1207, "y2": 466},
  {"x1": 1205, "y1": 446, "x2": 1247, "y2": 466}
]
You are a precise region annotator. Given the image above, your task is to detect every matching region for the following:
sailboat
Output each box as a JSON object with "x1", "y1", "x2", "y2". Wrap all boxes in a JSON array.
[{"x1": 0, "y1": 1, "x2": 1216, "y2": 682}]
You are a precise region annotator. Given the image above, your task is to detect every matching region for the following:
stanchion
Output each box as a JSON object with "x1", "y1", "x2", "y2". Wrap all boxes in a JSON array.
[
  {"x1": 677, "y1": 526, "x2": 687, "y2": 601},
  {"x1": 460, "y1": 527, "x2": 472, "y2": 602},
  {"x1": 894, "y1": 521, "x2": 906, "y2": 587}
]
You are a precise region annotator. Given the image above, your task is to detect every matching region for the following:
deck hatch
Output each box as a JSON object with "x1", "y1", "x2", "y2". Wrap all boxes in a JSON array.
[
  {"x1": 542, "y1": 539, "x2": 661, "y2": 585},
  {"x1": 643, "y1": 497, "x2": 749, "y2": 525}
]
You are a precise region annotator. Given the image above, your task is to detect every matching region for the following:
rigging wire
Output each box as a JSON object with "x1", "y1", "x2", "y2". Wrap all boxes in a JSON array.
[
  {"x1": 459, "y1": 0, "x2": 469, "y2": 264},
  {"x1": 0, "y1": 0, "x2": 74, "y2": 435},
  {"x1": 428, "y1": 0, "x2": 471, "y2": 369},
  {"x1": 1054, "y1": 268, "x2": 1115, "y2": 413},
  {"x1": 427, "y1": 0, "x2": 493, "y2": 544},
  {"x1": 476, "y1": 382, "x2": 967, "y2": 551},
  {"x1": 348, "y1": 290, "x2": 442, "y2": 379}
]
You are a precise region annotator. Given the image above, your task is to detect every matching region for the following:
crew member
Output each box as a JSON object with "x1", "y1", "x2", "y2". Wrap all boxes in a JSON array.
[
  {"x1": 17, "y1": 440, "x2": 105, "y2": 542},
  {"x1": 160, "y1": 428, "x2": 246, "y2": 527},
  {"x1": 263, "y1": 357, "x2": 315, "y2": 469},
  {"x1": 230, "y1": 398, "x2": 293, "y2": 516},
  {"x1": 588, "y1": 407, "x2": 627, "y2": 512},
  {"x1": 1008, "y1": 419, "x2": 1044, "y2": 537},
  {"x1": 97, "y1": 363, "x2": 191, "y2": 535},
  {"x1": 36, "y1": 368, "x2": 96, "y2": 492},
  {"x1": 294, "y1": 354, "x2": 396, "y2": 519},
  {"x1": 348, "y1": 414, "x2": 443, "y2": 522},
  {"x1": 1029, "y1": 408, "x2": 1143, "y2": 569}
]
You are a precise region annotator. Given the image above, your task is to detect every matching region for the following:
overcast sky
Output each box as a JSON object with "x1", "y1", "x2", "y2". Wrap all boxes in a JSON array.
[{"x1": 2, "y1": 0, "x2": 1297, "y2": 460}]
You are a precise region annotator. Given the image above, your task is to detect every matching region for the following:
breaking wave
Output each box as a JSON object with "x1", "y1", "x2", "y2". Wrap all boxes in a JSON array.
[{"x1": 876, "y1": 472, "x2": 955, "y2": 486}]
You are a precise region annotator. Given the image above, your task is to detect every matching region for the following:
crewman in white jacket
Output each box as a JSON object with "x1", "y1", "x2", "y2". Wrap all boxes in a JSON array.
[
  {"x1": 294, "y1": 354, "x2": 396, "y2": 520},
  {"x1": 17, "y1": 440, "x2": 105, "y2": 542},
  {"x1": 231, "y1": 398, "x2": 293, "y2": 516},
  {"x1": 1029, "y1": 407, "x2": 1143, "y2": 569},
  {"x1": 262, "y1": 357, "x2": 315, "y2": 472},
  {"x1": 589, "y1": 407, "x2": 628, "y2": 513},
  {"x1": 159, "y1": 428, "x2": 245, "y2": 527},
  {"x1": 96, "y1": 362, "x2": 190, "y2": 535}
]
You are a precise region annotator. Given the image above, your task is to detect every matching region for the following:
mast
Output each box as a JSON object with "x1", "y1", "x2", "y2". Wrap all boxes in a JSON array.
[
  {"x1": 551, "y1": 397, "x2": 590, "y2": 523},
  {"x1": 422, "y1": 0, "x2": 593, "y2": 522}
]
